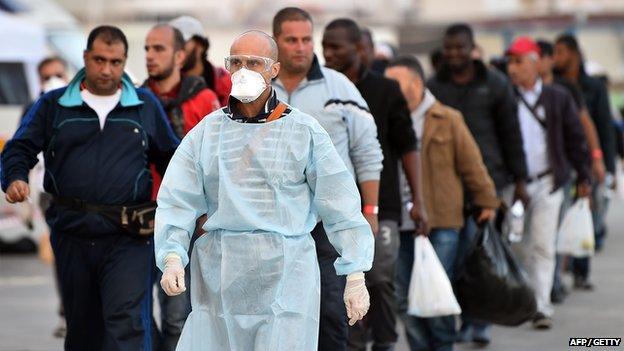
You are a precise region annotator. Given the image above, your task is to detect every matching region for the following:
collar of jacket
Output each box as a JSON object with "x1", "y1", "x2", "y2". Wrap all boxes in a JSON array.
[
  {"x1": 425, "y1": 100, "x2": 446, "y2": 119},
  {"x1": 59, "y1": 68, "x2": 143, "y2": 108},
  {"x1": 421, "y1": 101, "x2": 448, "y2": 150},
  {"x1": 437, "y1": 59, "x2": 488, "y2": 84},
  {"x1": 354, "y1": 64, "x2": 370, "y2": 85},
  {"x1": 307, "y1": 55, "x2": 324, "y2": 81},
  {"x1": 143, "y1": 75, "x2": 207, "y2": 105},
  {"x1": 224, "y1": 88, "x2": 280, "y2": 122},
  {"x1": 271, "y1": 55, "x2": 324, "y2": 90}
]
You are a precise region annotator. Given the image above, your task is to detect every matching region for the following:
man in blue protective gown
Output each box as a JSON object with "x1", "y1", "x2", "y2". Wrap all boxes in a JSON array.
[{"x1": 154, "y1": 30, "x2": 375, "y2": 350}]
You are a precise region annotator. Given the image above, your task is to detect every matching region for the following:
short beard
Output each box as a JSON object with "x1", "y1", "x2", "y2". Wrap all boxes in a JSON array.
[
  {"x1": 182, "y1": 48, "x2": 198, "y2": 73},
  {"x1": 149, "y1": 59, "x2": 176, "y2": 81},
  {"x1": 150, "y1": 65, "x2": 175, "y2": 81}
]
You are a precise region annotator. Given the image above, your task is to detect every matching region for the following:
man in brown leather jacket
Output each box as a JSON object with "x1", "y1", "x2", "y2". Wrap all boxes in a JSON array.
[{"x1": 386, "y1": 55, "x2": 499, "y2": 351}]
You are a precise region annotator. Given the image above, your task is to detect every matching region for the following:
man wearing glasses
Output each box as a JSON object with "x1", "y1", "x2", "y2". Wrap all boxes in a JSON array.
[{"x1": 155, "y1": 30, "x2": 374, "y2": 350}]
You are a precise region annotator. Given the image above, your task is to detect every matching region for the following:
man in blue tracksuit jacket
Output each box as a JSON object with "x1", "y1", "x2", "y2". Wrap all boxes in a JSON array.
[{"x1": 1, "y1": 26, "x2": 179, "y2": 350}]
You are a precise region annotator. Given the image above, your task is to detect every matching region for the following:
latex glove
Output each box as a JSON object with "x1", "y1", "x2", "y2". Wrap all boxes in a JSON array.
[
  {"x1": 343, "y1": 272, "x2": 370, "y2": 326},
  {"x1": 160, "y1": 254, "x2": 186, "y2": 296}
]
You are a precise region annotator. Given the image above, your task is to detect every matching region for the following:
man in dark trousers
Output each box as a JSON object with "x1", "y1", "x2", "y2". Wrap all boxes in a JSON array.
[
  {"x1": 427, "y1": 23, "x2": 528, "y2": 345},
  {"x1": 143, "y1": 23, "x2": 220, "y2": 351},
  {"x1": 322, "y1": 18, "x2": 427, "y2": 351},
  {"x1": 2, "y1": 26, "x2": 180, "y2": 350},
  {"x1": 553, "y1": 34, "x2": 617, "y2": 290}
]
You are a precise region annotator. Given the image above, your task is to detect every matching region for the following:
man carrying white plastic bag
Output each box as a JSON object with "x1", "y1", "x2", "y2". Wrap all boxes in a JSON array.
[
  {"x1": 557, "y1": 198, "x2": 595, "y2": 257},
  {"x1": 386, "y1": 55, "x2": 499, "y2": 351},
  {"x1": 408, "y1": 236, "x2": 461, "y2": 317}
]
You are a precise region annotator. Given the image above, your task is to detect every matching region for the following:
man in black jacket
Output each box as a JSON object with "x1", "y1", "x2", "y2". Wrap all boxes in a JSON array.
[
  {"x1": 428, "y1": 23, "x2": 527, "y2": 345},
  {"x1": 428, "y1": 24, "x2": 528, "y2": 196},
  {"x1": 553, "y1": 34, "x2": 616, "y2": 290},
  {"x1": 537, "y1": 39, "x2": 607, "y2": 304},
  {"x1": 322, "y1": 18, "x2": 427, "y2": 351},
  {"x1": 506, "y1": 36, "x2": 592, "y2": 330}
]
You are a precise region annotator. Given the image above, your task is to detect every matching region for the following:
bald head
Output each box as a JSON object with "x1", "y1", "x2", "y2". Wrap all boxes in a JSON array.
[{"x1": 230, "y1": 30, "x2": 278, "y2": 61}]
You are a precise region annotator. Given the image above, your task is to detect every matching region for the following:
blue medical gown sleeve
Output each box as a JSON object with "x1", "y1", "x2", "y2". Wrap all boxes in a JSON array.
[
  {"x1": 305, "y1": 127, "x2": 374, "y2": 275},
  {"x1": 155, "y1": 131, "x2": 207, "y2": 271}
]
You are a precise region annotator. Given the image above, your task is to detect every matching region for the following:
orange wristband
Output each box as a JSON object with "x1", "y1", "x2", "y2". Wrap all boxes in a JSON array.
[
  {"x1": 363, "y1": 205, "x2": 379, "y2": 215},
  {"x1": 592, "y1": 149, "x2": 603, "y2": 160}
]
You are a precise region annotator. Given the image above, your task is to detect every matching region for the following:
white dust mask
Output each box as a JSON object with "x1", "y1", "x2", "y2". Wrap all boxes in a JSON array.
[
  {"x1": 230, "y1": 68, "x2": 268, "y2": 103},
  {"x1": 42, "y1": 76, "x2": 67, "y2": 93}
]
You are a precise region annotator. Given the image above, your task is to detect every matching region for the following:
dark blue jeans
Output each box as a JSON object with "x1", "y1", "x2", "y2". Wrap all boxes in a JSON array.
[{"x1": 395, "y1": 229, "x2": 459, "y2": 351}]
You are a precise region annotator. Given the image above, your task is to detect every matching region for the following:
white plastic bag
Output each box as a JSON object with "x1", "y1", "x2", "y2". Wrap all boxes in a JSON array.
[
  {"x1": 615, "y1": 160, "x2": 624, "y2": 200},
  {"x1": 407, "y1": 236, "x2": 462, "y2": 317},
  {"x1": 503, "y1": 200, "x2": 525, "y2": 243},
  {"x1": 557, "y1": 198, "x2": 594, "y2": 257}
]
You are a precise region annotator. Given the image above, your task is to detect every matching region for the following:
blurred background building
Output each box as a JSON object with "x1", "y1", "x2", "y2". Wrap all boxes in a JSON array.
[
  {"x1": 1, "y1": 0, "x2": 624, "y2": 132},
  {"x1": 1, "y1": 2, "x2": 624, "y2": 348}
]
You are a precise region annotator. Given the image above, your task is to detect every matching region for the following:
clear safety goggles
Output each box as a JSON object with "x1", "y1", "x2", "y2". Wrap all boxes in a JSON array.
[{"x1": 224, "y1": 55, "x2": 275, "y2": 73}]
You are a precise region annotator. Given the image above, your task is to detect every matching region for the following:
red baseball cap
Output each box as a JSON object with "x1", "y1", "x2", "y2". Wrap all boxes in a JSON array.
[{"x1": 506, "y1": 36, "x2": 541, "y2": 56}]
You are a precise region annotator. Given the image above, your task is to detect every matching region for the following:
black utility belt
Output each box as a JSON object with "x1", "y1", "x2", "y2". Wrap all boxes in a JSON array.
[{"x1": 52, "y1": 196, "x2": 157, "y2": 237}]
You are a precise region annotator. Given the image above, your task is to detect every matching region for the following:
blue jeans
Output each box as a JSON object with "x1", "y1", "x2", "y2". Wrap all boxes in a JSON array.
[
  {"x1": 457, "y1": 217, "x2": 490, "y2": 339},
  {"x1": 395, "y1": 229, "x2": 459, "y2": 351}
]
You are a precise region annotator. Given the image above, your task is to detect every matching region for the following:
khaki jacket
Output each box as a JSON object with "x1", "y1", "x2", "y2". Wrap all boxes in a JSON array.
[{"x1": 421, "y1": 101, "x2": 500, "y2": 229}]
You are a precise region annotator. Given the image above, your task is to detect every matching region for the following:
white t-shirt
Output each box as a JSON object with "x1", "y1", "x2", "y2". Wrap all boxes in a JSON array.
[
  {"x1": 517, "y1": 79, "x2": 549, "y2": 177},
  {"x1": 81, "y1": 89, "x2": 122, "y2": 130}
]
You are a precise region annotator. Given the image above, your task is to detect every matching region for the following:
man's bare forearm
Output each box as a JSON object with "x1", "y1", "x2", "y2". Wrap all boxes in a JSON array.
[{"x1": 359, "y1": 180, "x2": 379, "y2": 206}]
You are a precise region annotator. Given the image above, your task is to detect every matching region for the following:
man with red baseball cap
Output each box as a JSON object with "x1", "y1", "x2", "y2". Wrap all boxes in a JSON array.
[
  {"x1": 506, "y1": 36, "x2": 542, "y2": 57},
  {"x1": 506, "y1": 36, "x2": 592, "y2": 329}
]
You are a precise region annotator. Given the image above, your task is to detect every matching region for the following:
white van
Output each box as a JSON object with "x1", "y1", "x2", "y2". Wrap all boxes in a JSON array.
[{"x1": 0, "y1": 4, "x2": 82, "y2": 249}]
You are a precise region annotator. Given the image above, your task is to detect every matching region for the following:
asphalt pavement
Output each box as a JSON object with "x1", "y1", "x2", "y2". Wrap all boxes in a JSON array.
[{"x1": 1, "y1": 200, "x2": 623, "y2": 351}]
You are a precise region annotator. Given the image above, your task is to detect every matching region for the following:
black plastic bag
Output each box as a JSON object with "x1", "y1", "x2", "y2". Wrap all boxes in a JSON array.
[{"x1": 455, "y1": 222, "x2": 536, "y2": 326}]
